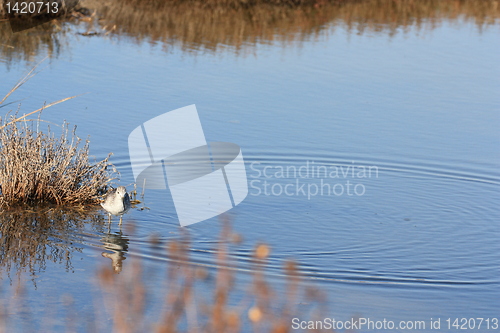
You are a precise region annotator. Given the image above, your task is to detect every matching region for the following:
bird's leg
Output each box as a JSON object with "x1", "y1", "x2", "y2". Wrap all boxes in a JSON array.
[{"x1": 119, "y1": 215, "x2": 123, "y2": 227}]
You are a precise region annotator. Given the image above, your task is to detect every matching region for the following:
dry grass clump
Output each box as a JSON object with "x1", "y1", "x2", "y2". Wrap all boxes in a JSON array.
[
  {"x1": 0, "y1": 67, "x2": 114, "y2": 208},
  {"x1": 0, "y1": 120, "x2": 112, "y2": 208}
]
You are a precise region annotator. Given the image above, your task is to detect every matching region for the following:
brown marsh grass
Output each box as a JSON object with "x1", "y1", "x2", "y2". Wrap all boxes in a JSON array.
[
  {"x1": 0, "y1": 120, "x2": 112, "y2": 208},
  {"x1": 0, "y1": 65, "x2": 115, "y2": 209}
]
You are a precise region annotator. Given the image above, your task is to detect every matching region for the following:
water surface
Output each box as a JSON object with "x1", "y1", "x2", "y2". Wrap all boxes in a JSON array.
[{"x1": 0, "y1": 1, "x2": 499, "y2": 331}]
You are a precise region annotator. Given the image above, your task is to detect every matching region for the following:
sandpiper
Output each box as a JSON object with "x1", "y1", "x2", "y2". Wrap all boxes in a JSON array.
[{"x1": 101, "y1": 186, "x2": 131, "y2": 224}]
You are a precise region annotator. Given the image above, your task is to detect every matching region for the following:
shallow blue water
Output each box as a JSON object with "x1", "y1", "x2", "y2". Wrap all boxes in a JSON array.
[{"x1": 1, "y1": 17, "x2": 499, "y2": 331}]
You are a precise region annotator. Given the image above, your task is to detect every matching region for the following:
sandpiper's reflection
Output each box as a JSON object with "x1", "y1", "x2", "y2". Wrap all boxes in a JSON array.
[{"x1": 101, "y1": 230, "x2": 129, "y2": 273}]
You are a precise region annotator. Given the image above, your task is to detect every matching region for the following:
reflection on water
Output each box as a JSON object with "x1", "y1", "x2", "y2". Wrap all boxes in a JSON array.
[
  {"x1": 101, "y1": 229, "x2": 129, "y2": 273},
  {"x1": 0, "y1": 206, "x2": 105, "y2": 279},
  {"x1": 1, "y1": 0, "x2": 499, "y2": 64},
  {"x1": 64, "y1": 0, "x2": 500, "y2": 52},
  {"x1": 0, "y1": 21, "x2": 71, "y2": 66}
]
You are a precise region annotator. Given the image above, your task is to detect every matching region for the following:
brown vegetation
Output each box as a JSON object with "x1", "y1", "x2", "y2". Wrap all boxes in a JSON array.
[{"x1": 0, "y1": 66, "x2": 115, "y2": 209}]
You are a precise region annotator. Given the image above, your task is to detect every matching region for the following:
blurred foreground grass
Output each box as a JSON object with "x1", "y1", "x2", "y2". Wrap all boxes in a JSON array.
[{"x1": 0, "y1": 220, "x2": 330, "y2": 333}]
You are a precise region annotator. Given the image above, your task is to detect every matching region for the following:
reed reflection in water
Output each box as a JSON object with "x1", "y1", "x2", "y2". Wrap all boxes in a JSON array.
[
  {"x1": 1, "y1": 0, "x2": 499, "y2": 63},
  {"x1": 79, "y1": 0, "x2": 500, "y2": 52},
  {"x1": 0, "y1": 206, "x2": 107, "y2": 279}
]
